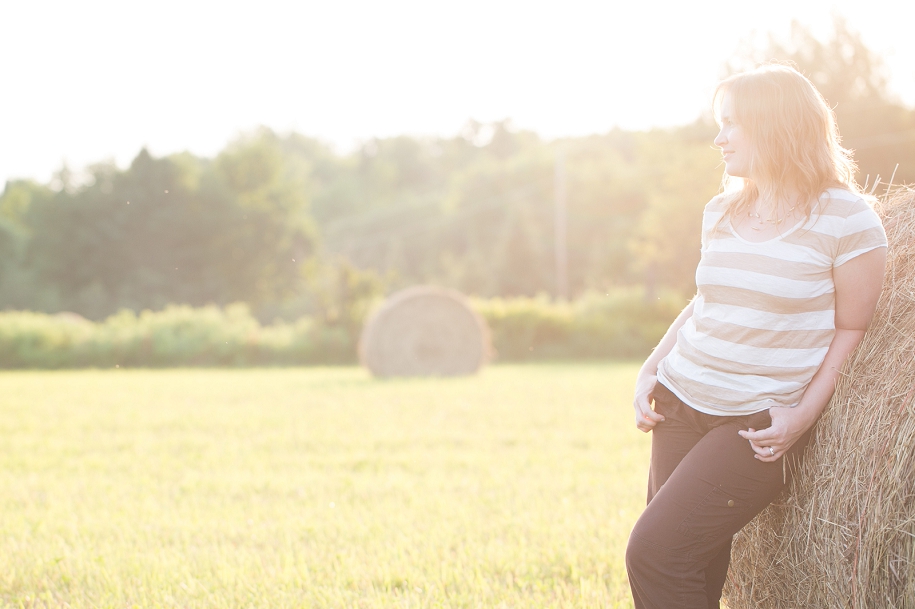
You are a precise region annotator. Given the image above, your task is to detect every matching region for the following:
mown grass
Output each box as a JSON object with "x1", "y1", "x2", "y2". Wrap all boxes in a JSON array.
[{"x1": 0, "y1": 364, "x2": 648, "y2": 608}]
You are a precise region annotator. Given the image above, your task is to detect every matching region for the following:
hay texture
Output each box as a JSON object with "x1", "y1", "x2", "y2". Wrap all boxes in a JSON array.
[
  {"x1": 359, "y1": 286, "x2": 490, "y2": 378},
  {"x1": 725, "y1": 188, "x2": 915, "y2": 609}
]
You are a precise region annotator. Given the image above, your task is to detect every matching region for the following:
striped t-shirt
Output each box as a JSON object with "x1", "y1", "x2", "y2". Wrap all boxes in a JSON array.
[{"x1": 657, "y1": 187, "x2": 887, "y2": 416}]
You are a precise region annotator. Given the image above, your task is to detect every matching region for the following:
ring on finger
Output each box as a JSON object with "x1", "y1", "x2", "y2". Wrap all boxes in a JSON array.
[{"x1": 768, "y1": 447, "x2": 775, "y2": 456}]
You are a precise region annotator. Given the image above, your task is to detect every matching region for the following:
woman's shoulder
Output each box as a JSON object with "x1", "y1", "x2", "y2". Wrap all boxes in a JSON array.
[
  {"x1": 700, "y1": 195, "x2": 733, "y2": 247},
  {"x1": 817, "y1": 187, "x2": 880, "y2": 221},
  {"x1": 704, "y1": 193, "x2": 731, "y2": 214},
  {"x1": 817, "y1": 188, "x2": 887, "y2": 266}
]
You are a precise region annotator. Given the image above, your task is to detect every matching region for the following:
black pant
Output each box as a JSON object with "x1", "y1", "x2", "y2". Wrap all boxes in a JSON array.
[{"x1": 625, "y1": 381, "x2": 813, "y2": 609}]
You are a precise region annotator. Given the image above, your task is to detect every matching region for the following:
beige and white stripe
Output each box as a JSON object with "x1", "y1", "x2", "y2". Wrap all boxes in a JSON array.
[{"x1": 657, "y1": 188, "x2": 887, "y2": 416}]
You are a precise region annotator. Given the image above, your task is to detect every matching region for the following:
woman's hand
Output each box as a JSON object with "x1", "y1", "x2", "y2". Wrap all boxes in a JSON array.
[
  {"x1": 633, "y1": 373, "x2": 665, "y2": 433},
  {"x1": 738, "y1": 406, "x2": 813, "y2": 462}
]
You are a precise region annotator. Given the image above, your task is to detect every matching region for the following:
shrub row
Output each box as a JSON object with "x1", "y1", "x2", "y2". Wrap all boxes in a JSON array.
[
  {"x1": 0, "y1": 289, "x2": 684, "y2": 368},
  {"x1": 473, "y1": 289, "x2": 684, "y2": 361},
  {"x1": 0, "y1": 305, "x2": 352, "y2": 368}
]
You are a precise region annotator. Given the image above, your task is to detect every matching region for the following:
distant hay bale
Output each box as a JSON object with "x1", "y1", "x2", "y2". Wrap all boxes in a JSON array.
[
  {"x1": 54, "y1": 312, "x2": 90, "y2": 325},
  {"x1": 725, "y1": 187, "x2": 915, "y2": 609},
  {"x1": 359, "y1": 286, "x2": 490, "y2": 378}
]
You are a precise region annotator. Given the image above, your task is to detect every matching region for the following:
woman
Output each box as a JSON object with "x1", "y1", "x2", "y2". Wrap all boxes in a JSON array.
[{"x1": 625, "y1": 64, "x2": 887, "y2": 609}]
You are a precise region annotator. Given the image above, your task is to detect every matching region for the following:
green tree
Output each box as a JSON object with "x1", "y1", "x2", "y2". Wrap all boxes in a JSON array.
[{"x1": 18, "y1": 135, "x2": 316, "y2": 319}]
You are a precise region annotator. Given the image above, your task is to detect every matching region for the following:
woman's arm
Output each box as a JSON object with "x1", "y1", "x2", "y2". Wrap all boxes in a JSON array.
[
  {"x1": 633, "y1": 297, "x2": 696, "y2": 432},
  {"x1": 739, "y1": 246, "x2": 887, "y2": 461}
]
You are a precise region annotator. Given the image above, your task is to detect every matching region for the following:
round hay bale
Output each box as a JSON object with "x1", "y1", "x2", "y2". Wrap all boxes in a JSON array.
[
  {"x1": 54, "y1": 312, "x2": 90, "y2": 325},
  {"x1": 359, "y1": 286, "x2": 490, "y2": 378},
  {"x1": 725, "y1": 187, "x2": 915, "y2": 609}
]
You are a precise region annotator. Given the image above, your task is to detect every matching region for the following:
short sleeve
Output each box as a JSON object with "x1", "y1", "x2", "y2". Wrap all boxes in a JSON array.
[{"x1": 834, "y1": 199, "x2": 887, "y2": 267}]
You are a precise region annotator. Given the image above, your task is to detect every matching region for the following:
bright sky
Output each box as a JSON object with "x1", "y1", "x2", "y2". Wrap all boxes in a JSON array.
[{"x1": 2, "y1": 0, "x2": 914, "y2": 187}]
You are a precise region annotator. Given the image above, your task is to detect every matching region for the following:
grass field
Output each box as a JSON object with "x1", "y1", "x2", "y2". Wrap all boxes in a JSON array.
[{"x1": 0, "y1": 364, "x2": 649, "y2": 608}]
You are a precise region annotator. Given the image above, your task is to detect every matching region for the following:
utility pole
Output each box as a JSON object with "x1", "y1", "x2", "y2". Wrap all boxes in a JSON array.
[{"x1": 554, "y1": 146, "x2": 568, "y2": 301}]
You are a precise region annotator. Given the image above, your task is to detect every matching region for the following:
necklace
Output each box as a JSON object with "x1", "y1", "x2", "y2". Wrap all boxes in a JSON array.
[{"x1": 747, "y1": 203, "x2": 797, "y2": 231}]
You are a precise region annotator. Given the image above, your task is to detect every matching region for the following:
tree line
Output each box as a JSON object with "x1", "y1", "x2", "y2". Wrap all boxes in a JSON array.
[{"x1": 0, "y1": 20, "x2": 912, "y2": 324}]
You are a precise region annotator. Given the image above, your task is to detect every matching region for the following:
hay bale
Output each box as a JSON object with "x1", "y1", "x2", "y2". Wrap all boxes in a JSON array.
[
  {"x1": 725, "y1": 187, "x2": 915, "y2": 609},
  {"x1": 359, "y1": 286, "x2": 490, "y2": 378}
]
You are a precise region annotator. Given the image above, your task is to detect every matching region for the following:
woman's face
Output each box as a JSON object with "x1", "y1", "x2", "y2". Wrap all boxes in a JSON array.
[{"x1": 714, "y1": 93, "x2": 752, "y2": 178}]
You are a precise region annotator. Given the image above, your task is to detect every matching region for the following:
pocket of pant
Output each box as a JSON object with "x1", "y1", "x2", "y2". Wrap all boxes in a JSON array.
[
  {"x1": 651, "y1": 381, "x2": 666, "y2": 416},
  {"x1": 676, "y1": 486, "x2": 747, "y2": 544},
  {"x1": 652, "y1": 381, "x2": 676, "y2": 417},
  {"x1": 747, "y1": 408, "x2": 772, "y2": 431}
]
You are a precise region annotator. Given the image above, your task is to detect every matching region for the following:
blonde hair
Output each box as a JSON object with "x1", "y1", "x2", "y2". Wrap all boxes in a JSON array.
[{"x1": 714, "y1": 63, "x2": 859, "y2": 222}]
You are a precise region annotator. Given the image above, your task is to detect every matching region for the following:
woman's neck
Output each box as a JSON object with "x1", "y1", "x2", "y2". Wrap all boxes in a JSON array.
[
  {"x1": 754, "y1": 195, "x2": 800, "y2": 219},
  {"x1": 730, "y1": 185, "x2": 808, "y2": 241}
]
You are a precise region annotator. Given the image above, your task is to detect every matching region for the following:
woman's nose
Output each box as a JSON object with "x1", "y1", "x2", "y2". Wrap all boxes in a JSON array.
[{"x1": 714, "y1": 131, "x2": 726, "y2": 147}]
